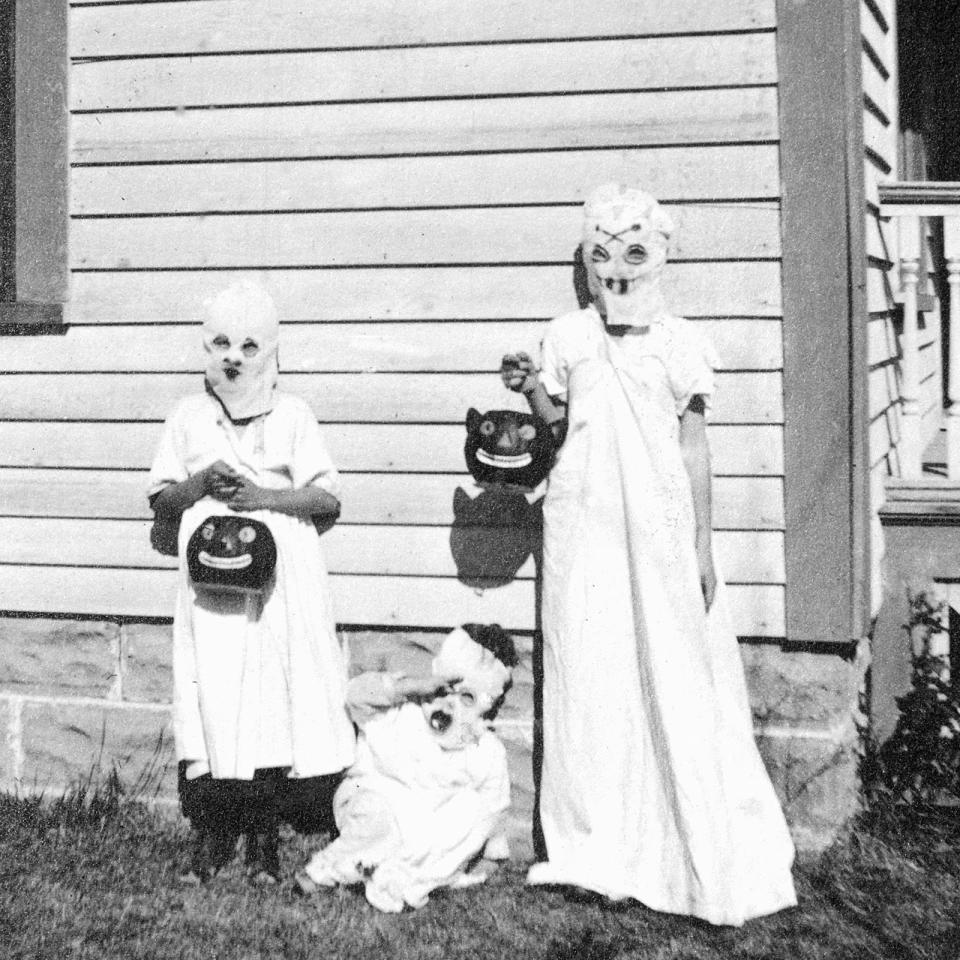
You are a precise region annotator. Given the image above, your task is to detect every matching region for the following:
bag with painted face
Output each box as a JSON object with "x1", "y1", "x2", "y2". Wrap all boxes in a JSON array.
[
  {"x1": 186, "y1": 515, "x2": 277, "y2": 594},
  {"x1": 464, "y1": 408, "x2": 557, "y2": 491}
]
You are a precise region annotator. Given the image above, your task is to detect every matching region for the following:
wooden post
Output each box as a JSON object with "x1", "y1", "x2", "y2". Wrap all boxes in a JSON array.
[
  {"x1": 897, "y1": 214, "x2": 922, "y2": 479},
  {"x1": 945, "y1": 216, "x2": 960, "y2": 479}
]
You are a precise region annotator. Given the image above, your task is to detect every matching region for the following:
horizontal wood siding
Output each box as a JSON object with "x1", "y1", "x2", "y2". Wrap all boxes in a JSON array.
[
  {"x1": 862, "y1": 0, "x2": 900, "y2": 616},
  {"x1": 0, "y1": 0, "x2": 784, "y2": 636}
]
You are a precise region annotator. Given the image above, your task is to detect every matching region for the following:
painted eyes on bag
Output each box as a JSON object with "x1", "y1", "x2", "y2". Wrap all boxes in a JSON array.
[
  {"x1": 201, "y1": 523, "x2": 215, "y2": 540},
  {"x1": 590, "y1": 244, "x2": 610, "y2": 263},
  {"x1": 480, "y1": 420, "x2": 496, "y2": 436},
  {"x1": 624, "y1": 244, "x2": 648, "y2": 264},
  {"x1": 518, "y1": 424, "x2": 536, "y2": 441},
  {"x1": 238, "y1": 526, "x2": 257, "y2": 543}
]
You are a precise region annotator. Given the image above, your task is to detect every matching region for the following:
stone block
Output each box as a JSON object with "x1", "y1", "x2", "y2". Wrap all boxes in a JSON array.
[
  {"x1": 345, "y1": 629, "x2": 438, "y2": 677},
  {"x1": 0, "y1": 697, "x2": 15, "y2": 792},
  {"x1": 0, "y1": 616, "x2": 119, "y2": 698},
  {"x1": 756, "y1": 717, "x2": 863, "y2": 854},
  {"x1": 500, "y1": 723, "x2": 536, "y2": 860},
  {"x1": 122, "y1": 622, "x2": 173, "y2": 703},
  {"x1": 20, "y1": 700, "x2": 176, "y2": 801},
  {"x1": 741, "y1": 642, "x2": 866, "y2": 726}
]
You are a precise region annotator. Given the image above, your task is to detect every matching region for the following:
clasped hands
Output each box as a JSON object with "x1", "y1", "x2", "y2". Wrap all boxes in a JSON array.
[{"x1": 201, "y1": 460, "x2": 277, "y2": 512}]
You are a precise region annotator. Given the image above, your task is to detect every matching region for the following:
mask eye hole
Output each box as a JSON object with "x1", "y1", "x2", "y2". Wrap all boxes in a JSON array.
[
  {"x1": 479, "y1": 420, "x2": 496, "y2": 437},
  {"x1": 624, "y1": 244, "x2": 648, "y2": 264},
  {"x1": 238, "y1": 526, "x2": 256, "y2": 543},
  {"x1": 518, "y1": 424, "x2": 536, "y2": 441},
  {"x1": 241, "y1": 339, "x2": 259, "y2": 358},
  {"x1": 201, "y1": 524, "x2": 215, "y2": 540},
  {"x1": 211, "y1": 334, "x2": 230, "y2": 349},
  {"x1": 590, "y1": 244, "x2": 610, "y2": 263},
  {"x1": 459, "y1": 690, "x2": 476, "y2": 707}
]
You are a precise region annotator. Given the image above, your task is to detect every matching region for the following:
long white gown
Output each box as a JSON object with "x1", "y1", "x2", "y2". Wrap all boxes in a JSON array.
[
  {"x1": 149, "y1": 392, "x2": 356, "y2": 781},
  {"x1": 526, "y1": 307, "x2": 797, "y2": 926}
]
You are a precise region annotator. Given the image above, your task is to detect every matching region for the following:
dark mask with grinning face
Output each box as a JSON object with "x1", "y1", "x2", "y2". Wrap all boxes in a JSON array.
[
  {"x1": 187, "y1": 515, "x2": 277, "y2": 594},
  {"x1": 464, "y1": 408, "x2": 556, "y2": 491}
]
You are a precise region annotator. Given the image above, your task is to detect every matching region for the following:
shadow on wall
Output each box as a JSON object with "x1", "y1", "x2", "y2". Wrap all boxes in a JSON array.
[{"x1": 449, "y1": 486, "x2": 542, "y2": 590}]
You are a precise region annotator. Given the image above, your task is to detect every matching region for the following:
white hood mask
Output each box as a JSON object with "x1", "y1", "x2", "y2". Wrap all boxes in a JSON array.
[
  {"x1": 202, "y1": 280, "x2": 279, "y2": 421},
  {"x1": 581, "y1": 183, "x2": 674, "y2": 328}
]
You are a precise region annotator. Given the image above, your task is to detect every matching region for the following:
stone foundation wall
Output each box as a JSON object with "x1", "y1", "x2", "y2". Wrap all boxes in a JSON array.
[{"x1": 0, "y1": 616, "x2": 869, "y2": 856}]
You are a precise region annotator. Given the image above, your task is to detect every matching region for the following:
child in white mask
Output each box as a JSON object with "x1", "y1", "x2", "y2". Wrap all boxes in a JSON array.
[
  {"x1": 148, "y1": 279, "x2": 355, "y2": 884},
  {"x1": 295, "y1": 624, "x2": 516, "y2": 912},
  {"x1": 500, "y1": 185, "x2": 797, "y2": 926}
]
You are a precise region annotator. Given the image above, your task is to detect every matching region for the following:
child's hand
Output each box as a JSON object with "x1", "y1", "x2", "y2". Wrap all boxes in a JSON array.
[
  {"x1": 227, "y1": 477, "x2": 278, "y2": 512},
  {"x1": 696, "y1": 541, "x2": 717, "y2": 611},
  {"x1": 501, "y1": 352, "x2": 538, "y2": 394},
  {"x1": 202, "y1": 460, "x2": 241, "y2": 500}
]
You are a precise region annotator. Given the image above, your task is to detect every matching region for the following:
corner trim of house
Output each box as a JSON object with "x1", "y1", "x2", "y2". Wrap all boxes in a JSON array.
[{"x1": 776, "y1": 0, "x2": 869, "y2": 643}]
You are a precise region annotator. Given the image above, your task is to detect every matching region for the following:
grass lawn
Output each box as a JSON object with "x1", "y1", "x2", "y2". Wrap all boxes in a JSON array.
[{"x1": 1, "y1": 786, "x2": 959, "y2": 960}]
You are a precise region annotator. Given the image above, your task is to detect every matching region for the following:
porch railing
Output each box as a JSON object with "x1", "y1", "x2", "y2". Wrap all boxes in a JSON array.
[{"x1": 878, "y1": 182, "x2": 960, "y2": 480}]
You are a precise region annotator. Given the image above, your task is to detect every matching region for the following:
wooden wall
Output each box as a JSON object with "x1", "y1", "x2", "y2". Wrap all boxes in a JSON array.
[
  {"x1": 863, "y1": 0, "x2": 942, "y2": 615},
  {"x1": 0, "y1": 0, "x2": 786, "y2": 636}
]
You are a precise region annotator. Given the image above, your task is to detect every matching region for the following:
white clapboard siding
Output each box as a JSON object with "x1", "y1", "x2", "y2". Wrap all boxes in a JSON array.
[
  {"x1": 0, "y1": 423, "x2": 785, "y2": 476},
  {"x1": 15, "y1": 0, "x2": 788, "y2": 637},
  {"x1": 72, "y1": 89, "x2": 780, "y2": 165},
  {"x1": 72, "y1": 35, "x2": 775, "y2": 112},
  {"x1": 71, "y1": 146, "x2": 782, "y2": 216},
  {"x1": 868, "y1": 314, "x2": 899, "y2": 367},
  {"x1": 67, "y1": 265, "x2": 784, "y2": 323},
  {"x1": 70, "y1": 205, "x2": 781, "y2": 270},
  {"x1": 0, "y1": 372, "x2": 784, "y2": 425},
  {"x1": 866, "y1": 265, "x2": 897, "y2": 315},
  {"x1": 0, "y1": 565, "x2": 786, "y2": 635},
  {"x1": 0, "y1": 319, "x2": 783, "y2": 373},
  {"x1": 70, "y1": 0, "x2": 776, "y2": 57},
  {"x1": 0, "y1": 469, "x2": 786, "y2": 530},
  {"x1": 0, "y1": 518, "x2": 786, "y2": 584}
]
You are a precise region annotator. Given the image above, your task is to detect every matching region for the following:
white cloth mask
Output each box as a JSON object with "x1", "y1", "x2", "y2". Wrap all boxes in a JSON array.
[
  {"x1": 426, "y1": 627, "x2": 512, "y2": 750},
  {"x1": 202, "y1": 280, "x2": 279, "y2": 420},
  {"x1": 581, "y1": 183, "x2": 674, "y2": 328}
]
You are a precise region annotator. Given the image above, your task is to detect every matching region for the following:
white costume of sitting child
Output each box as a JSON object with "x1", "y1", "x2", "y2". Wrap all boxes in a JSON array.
[{"x1": 297, "y1": 624, "x2": 515, "y2": 912}]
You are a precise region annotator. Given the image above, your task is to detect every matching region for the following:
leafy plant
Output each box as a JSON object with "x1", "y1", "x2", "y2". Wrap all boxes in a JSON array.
[{"x1": 868, "y1": 589, "x2": 960, "y2": 806}]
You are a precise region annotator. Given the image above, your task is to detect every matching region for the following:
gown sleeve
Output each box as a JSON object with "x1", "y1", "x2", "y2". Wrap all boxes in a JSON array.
[
  {"x1": 147, "y1": 401, "x2": 190, "y2": 501},
  {"x1": 666, "y1": 319, "x2": 719, "y2": 417},
  {"x1": 289, "y1": 397, "x2": 342, "y2": 498},
  {"x1": 538, "y1": 320, "x2": 569, "y2": 401}
]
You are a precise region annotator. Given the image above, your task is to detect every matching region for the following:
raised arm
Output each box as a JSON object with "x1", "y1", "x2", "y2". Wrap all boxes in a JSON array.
[{"x1": 500, "y1": 351, "x2": 566, "y2": 431}]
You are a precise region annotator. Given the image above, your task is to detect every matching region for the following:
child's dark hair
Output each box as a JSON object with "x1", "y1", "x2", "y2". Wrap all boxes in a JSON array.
[
  {"x1": 460, "y1": 622, "x2": 518, "y2": 669},
  {"x1": 460, "y1": 623, "x2": 517, "y2": 721}
]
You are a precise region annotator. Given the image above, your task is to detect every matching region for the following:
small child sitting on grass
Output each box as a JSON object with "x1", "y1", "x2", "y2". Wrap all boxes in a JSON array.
[{"x1": 295, "y1": 623, "x2": 517, "y2": 912}]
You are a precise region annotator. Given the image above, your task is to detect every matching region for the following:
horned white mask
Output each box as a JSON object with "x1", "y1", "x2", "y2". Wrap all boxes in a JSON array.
[
  {"x1": 202, "y1": 280, "x2": 279, "y2": 421},
  {"x1": 581, "y1": 183, "x2": 674, "y2": 327}
]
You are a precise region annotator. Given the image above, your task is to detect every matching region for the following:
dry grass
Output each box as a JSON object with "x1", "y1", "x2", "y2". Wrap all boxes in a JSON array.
[{"x1": 1, "y1": 782, "x2": 959, "y2": 960}]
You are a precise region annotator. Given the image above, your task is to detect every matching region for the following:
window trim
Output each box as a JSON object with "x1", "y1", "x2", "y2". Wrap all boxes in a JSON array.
[{"x1": 0, "y1": 0, "x2": 69, "y2": 332}]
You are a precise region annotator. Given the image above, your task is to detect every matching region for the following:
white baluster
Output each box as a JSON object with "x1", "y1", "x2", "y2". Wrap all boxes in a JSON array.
[
  {"x1": 945, "y1": 216, "x2": 960, "y2": 479},
  {"x1": 898, "y1": 215, "x2": 923, "y2": 479}
]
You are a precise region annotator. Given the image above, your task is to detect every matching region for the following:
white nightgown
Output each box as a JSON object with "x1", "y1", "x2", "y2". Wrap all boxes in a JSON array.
[
  {"x1": 526, "y1": 306, "x2": 797, "y2": 926},
  {"x1": 148, "y1": 392, "x2": 356, "y2": 781},
  {"x1": 304, "y1": 673, "x2": 510, "y2": 912}
]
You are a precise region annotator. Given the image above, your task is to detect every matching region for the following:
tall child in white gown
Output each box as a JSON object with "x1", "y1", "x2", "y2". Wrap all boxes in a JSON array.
[{"x1": 500, "y1": 185, "x2": 797, "y2": 926}]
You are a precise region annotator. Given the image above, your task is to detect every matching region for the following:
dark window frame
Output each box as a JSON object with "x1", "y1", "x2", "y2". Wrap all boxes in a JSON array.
[{"x1": 0, "y1": 0, "x2": 69, "y2": 333}]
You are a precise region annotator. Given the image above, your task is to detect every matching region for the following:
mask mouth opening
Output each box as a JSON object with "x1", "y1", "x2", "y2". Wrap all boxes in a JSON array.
[
  {"x1": 224, "y1": 367, "x2": 240, "y2": 381},
  {"x1": 603, "y1": 277, "x2": 638, "y2": 295},
  {"x1": 429, "y1": 709, "x2": 453, "y2": 734}
]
